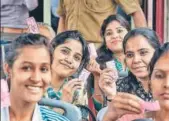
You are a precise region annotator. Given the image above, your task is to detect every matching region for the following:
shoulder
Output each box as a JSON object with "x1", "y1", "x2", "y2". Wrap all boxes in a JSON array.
[{"x1": 39, "y1": 106, "x2": 70, "y2": 121}]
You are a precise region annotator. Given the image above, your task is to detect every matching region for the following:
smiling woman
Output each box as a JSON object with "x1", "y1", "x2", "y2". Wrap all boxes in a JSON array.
[
  {"x1": 1, "y1": 33, "x2": 70, "y2": 121},
  {"x1": 44, "y1": 30, "x2": 90, "y2": 120},
  {"x1": 98, "y1": 28, "x2": 162, "y2": 121}
]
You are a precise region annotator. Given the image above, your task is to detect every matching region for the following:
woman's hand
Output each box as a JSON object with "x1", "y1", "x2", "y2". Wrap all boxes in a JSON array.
[
  {"x1": 99, "y1": 68, "x2": 118, "y2": 98},
  {"x1": 61, "y1": 78, "x2": 82, "y2": 103},
  {"x1": 86, "y1": 57, "x2": 101, "y2": 76},
  {"x1": 107, "y1": 92, "x2": 143, "y2": 119}
]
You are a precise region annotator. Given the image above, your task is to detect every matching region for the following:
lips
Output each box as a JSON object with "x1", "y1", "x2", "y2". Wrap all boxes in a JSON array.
[
  {"x1": 133, "y1": 66, "x2": 146, "y2": 70},
  {"x1": 26, "y1": 85, "x2": 42, "y2": 93},
  {"x1": 160, "y1": 93, "x2": 169, "y2": 100},
  {"x1": 111, "y1": 40, "x2": 122, "y2": 44},
  {"x1": 60, "y1": 61, "x2": 73, "y2": 69}
]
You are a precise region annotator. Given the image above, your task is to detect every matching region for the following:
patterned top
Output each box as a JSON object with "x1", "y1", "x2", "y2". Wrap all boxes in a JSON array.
[
  {"x1": 1, "y1": 104, "x2": 70, "y2": 121},
  {"x1": 44, "y1": 80, "x2": 89, "y2": 120},
  {"x1": 116, "y1": 73, "x2": 152, "y2": 101}
]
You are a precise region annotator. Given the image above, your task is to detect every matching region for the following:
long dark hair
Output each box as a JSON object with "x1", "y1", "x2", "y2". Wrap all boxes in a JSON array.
[
  {"x1": 97, "y1": 14, "x2": 130, "y2": 63},
  {"x1": 50, "y1": 30, "x2": 89, "y2": 75}
]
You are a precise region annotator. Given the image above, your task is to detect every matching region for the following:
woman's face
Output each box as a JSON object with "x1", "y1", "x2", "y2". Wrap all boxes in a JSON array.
[
  {"x1": 151, "y1": 52, "x2": 169, "y2": 109},
  {"x1": 7, "y1": 46, "x2": 51, "y2": 103},
  {"x1": 52, "y1": 39, "x2": 83, "y2": 78},
  {"x1": 125, "y1": 35, "x2": 155, "y2": 79},
  {"x1": 104, "y1": 20, "x2": 128, "y2": 53}
]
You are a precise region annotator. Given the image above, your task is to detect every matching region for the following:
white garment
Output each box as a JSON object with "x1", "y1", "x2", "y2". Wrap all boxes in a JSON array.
[{"x1": 1, "y1": 104, "x2": 43, "y2": 121}]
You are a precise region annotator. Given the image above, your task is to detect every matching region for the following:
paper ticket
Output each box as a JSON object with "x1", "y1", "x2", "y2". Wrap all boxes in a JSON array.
[
  {"x1": 141, "y1": 100, "x2": 160, "y2": 112},
  {"x1": 88, "y1": 43, "x2": 98, "y2": 58},
  {"x1": 106, "y1": 60, "x2": 117, "y2": 70},
  {"x1": 1, "y1": 79, "x2": 10, "y2": 107},
  {"x1": 78, "y1": 69, "x2": 91, "y2": 83},
  {"x1": 26, "y1": 17, "x2": 39, "y2": 34}
]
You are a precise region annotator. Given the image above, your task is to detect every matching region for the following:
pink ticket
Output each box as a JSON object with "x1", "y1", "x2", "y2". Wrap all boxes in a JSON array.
[
  {"x1": 26, "y1": 17, "x2": 39, "y2": 34},
  {"x1": 88, "y1": 43, "x2": 98, "y2": 58},
  {"x1": 1, "y1": 79, "x2": 10, "y2": 107},
  {"x1": 79, "y1": 69, "x2": 91, "y2": 83},
  {"x1": 141, "y1": 100, "x2": 160, "y2": 112}
]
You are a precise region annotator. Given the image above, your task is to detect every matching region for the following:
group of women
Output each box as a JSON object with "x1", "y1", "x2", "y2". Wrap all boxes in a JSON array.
[{"x1": 1, "y1": 14, "x2": 169, "y2": 121}]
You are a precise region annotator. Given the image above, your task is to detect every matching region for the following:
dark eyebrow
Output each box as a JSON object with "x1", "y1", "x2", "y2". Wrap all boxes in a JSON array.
[
  {"x1": 22, "y1": 61, "x2": 50, "y2": 66},
  {"x1": 61, "y1": 46, "x2": 82, "y2": 57},
  {"x1": 116, "y1": 26, "x2": 124, "y2": 29},
  {"x1": 138, "y1": 48, "x2": 149, "y2": 52},
  {"x1": 125, "y1": 51, "x2": 133, "y2": 54},
  {"x1": 61, "y1": 46, "x2": 71, "y2": 51}
]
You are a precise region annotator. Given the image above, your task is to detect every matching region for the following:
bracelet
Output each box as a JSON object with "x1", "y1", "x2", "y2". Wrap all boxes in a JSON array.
[
  {"x1": 106, "y1": 96, "x2": 112, "y2": 102},
  {"x1": 95, "y1": 93, "x2": 102, "y2": 96}
]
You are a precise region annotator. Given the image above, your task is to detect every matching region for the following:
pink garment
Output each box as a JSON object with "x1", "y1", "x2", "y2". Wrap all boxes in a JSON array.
[{"x1": 1, "y1": 79, "x2": 10, "y2": 107}]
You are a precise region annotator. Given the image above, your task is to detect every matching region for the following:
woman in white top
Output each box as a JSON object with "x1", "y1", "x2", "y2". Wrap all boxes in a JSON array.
[{"x1": 1, "y1": 33, "x2": 69, "y2": 121}]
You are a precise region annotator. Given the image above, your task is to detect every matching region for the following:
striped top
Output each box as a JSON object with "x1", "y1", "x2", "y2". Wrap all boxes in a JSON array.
[{"x1": 40, "y1": 106, "x2": 70, "y2": 121}]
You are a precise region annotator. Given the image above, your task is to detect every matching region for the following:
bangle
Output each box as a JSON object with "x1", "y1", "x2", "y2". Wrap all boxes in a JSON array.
[
  {"x1": 106, "y1": 96, "x2": 112, "y2": 102},
  {"x1": 95, "y1": 93, "x2": 102, "y2": 96}
]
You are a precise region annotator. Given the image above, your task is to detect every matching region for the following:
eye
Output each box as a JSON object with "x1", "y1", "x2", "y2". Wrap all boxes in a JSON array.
[
  {"x1": 154, "y1": 72, "x2": 165, "y2": 79},
  {"x1": 61, "y1": 49, "x2": 69, "y2": 55},
  {"x1": 117, "y1": 29, "x2": 124, "y2": 33},
  {"x1": 41, "y1": 67, "x2": 50, "y2": 73},
  {"x1": 22, "y1": 66, "x2": 32, "y2": 71},
  {"x1": 74, "y1": 55, "x2": 82, "y2": 61},
  {"x1": 105, "y1": 31, "x2": 112, "y2": 36},
  {"x1": 140, "y1": 50, "x2": 148, "y2": 56},
  {"x1": 126, "y1": 53, "x2": 134, "y2": 58}
]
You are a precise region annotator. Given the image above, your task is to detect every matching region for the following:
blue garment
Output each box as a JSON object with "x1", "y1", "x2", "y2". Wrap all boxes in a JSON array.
[
  {"x1": 51, "y1": 0, "x2": 59, "y2": 17},
  {"x1": 1, "y1": 104, "x2": 70, "y2": 121}
]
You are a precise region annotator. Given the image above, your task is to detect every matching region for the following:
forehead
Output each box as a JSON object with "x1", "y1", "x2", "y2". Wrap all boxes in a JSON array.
[
  {"x1": 15, "y1": 46, "x2": 50, "y2": 64},
  {"x1": 125, "y1": 35, "x2": 154, "y2": 52},
  {"x1": 154, "y1": 52, "x2": 169, "y2": 71},
  {"x1": 106, "y1": 20, "x2": 122, "y2": 30},
  {"x1": 55, "y1": 39, "x2": 82, "y2": 53}
]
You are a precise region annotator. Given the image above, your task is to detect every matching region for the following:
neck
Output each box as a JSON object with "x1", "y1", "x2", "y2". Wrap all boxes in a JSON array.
[
  {"x1": 113, "y1": 51, "x2": 125, "y2": 63},
  {"x1": 154, "y1": 109, "x2": 169, "y2": 121},
  {"x1": 51, "y1": 72, "x2": 65, "y2": 91},
  {"x1": 9, "y1": 93, "x2": 35, "y2": 121},
  {"x1": 136, "y1": 76, "x2": 149, "y2": 92}
]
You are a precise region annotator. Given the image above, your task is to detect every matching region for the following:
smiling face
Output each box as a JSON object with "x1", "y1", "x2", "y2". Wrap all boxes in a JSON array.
[
  {"x1": 51, "y1": 39, "x2": 83, "y2": 78},
  {"x1": 104, "y1": 20, "x2": 128, "y2": 53},
  {"x1": 151, "y1": 52, "x2": 169, "y2": 109},
  {"x1": 125, "y1": 35, "x2": 155, "y2": 79},
  {"x1": 7, "y1": 46, "x2": 51, "y2": 103}
]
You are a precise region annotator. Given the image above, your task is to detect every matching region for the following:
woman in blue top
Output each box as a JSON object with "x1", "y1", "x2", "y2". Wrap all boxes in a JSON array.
[{"x1": 1, "y1": 33, "x2": 69, "y2": 121}]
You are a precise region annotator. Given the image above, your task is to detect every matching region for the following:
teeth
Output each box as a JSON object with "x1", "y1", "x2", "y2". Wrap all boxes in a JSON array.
[{"x1": 27, "y1": 86, "x2": 41, "y2": 92}]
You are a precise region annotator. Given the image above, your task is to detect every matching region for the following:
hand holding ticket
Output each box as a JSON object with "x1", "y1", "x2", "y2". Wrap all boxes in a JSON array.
[
  {"x1": 119, "y1": 101, "x2": 160, "y2": 121},
  {"x1": 106, "y1": 60, "x2": 128, "y2": 78},
  {"x1": 141, "y1": 100, "x2": 160, "y2": 112}
]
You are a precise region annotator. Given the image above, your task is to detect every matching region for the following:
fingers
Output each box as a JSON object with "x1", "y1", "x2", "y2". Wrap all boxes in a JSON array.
[
  {"x1": 66, "y1": 79, "x2": 82, "y2": 90},
  {"x1": 101, "y1": 68, "x2": 118, "y2": 79},
  {"x1": 112, "y1": 93, "x2": 143, "y2": 114},
  {"x1": 86, "y1": 58, "x2": 101, "y2": 74}
]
